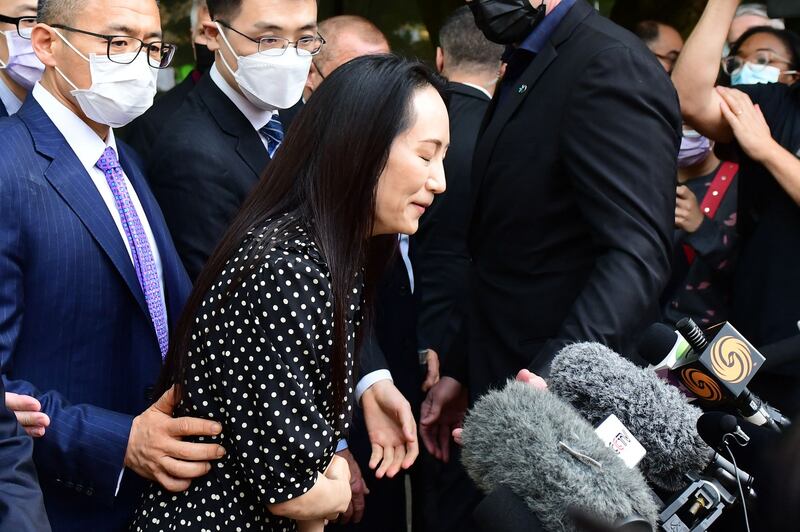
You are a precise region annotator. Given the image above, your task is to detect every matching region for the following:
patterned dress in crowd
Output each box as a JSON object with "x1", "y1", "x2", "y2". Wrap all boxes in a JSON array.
[{"x1": 132, "y1": 215, "x2": 362, "y2": 531}]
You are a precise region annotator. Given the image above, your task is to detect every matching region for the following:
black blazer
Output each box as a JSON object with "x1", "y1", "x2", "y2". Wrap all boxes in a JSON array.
[
  {"x1": 147, "y1": 74, "x2": 300, "y2": 280},
  {"x1": 446, "y1": 0, "x2": 681, "y2": 398},
  {"x1": 121, "y1": 72, "x2": 202, "y2": 166},
  {"x1": 412, "y1": 82, "x2": 490, "y2": 361}
]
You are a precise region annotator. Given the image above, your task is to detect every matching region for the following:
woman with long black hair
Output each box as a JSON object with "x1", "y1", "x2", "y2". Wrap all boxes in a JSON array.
[{"x1": 131, "y1": 54, "x2": 449, "y2": 531}]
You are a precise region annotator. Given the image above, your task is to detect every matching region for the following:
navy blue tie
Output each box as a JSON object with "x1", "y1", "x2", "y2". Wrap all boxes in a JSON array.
[{"x1": 259, "y1": 114, "x2": 284, "y2": 159}]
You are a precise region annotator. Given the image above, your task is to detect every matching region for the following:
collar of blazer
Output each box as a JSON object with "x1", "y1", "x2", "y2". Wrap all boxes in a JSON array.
[
  {"x1": 471, "y1": 0, "x2": 593, "y2": 185},
  {"x1": 15, "y1": 95, "x2": 165, "y2": 322},
  {"x1": 448, "y1": 82, "x2": 492, "y2": 102},
  {"x1": 195, "y1": 74, "x2": 302, "y2": 176}
]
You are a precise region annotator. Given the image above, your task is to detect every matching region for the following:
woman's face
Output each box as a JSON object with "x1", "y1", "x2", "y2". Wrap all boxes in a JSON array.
[
  {"x1": 373, "y1": 85, "x2": 449, "y2": 236},
  {"x1": 737, "y1": 33, "x2": 799, "y2": 85}
]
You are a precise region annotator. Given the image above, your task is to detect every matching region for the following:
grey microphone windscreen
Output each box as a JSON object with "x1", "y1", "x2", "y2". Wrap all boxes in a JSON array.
[
  {"x1": 549, "y1": 342, "x2": 713, "y2": 491},
  {"x1": 461, "y1": 380, "x2": 658, "y2": 531}
]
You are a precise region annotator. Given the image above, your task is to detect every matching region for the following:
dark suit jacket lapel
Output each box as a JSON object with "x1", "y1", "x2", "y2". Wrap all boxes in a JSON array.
[
  {"x1": 0, "y1": 98, "x2": 8, "y2": 117},
  {"x1": 472, "y1": 0, "x2": 594, "y2": 188},
  {"x1": 196, "y1": 76, "x2": 269, "y2": 177},
  {"x1": 18, "y1": 98, "x2": 150, "y2": 317}
]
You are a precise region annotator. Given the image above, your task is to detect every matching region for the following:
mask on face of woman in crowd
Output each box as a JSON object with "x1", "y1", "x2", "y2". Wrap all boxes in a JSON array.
[{"x1": 678, "y1": 129, "x2": 713, "y2": 168}]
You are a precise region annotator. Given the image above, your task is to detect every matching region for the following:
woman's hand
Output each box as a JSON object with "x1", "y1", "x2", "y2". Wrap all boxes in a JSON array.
[
  {"x1": 324, "y1": 455, "x2": 352, "y2": 519},
  {"x1": 717, "y1": 86, "x2": 779, "y2": 163}
]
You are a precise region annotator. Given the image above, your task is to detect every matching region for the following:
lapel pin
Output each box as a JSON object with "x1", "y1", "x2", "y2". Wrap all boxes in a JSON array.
[{"x1": 518, "y1": 84, "x2": 528, "y2": 94}]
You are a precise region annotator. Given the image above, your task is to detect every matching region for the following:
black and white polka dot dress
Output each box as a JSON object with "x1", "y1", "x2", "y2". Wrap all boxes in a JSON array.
[{"x1": 131, "y1": 216, "x2": 362, "y2": 531}]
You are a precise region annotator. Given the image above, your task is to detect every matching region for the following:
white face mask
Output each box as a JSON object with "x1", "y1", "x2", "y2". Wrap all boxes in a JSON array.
[
  {"x1": 54, "y1": 31, "x2": 157, "y2": 128},
  {"x1": 0, "y1": 28, "x2": 45, "y2": 90},
  {"x1": 216, "y1": 22, "x2": 311, "y2": 110}
]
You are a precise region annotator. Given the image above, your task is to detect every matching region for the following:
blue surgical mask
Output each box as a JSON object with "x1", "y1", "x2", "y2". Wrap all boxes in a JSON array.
[{"x1": 731, "y1": 63, "x2": 781, "y2": 86}]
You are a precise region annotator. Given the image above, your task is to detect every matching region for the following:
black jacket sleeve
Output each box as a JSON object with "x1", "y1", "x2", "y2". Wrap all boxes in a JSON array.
[{"x1": 531, "y1": 45, "x2": 680, "y2": 372}]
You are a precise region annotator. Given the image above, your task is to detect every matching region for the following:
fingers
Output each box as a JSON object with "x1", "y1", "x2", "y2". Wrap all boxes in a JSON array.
[
  {"x1": 420, "y1": 392, "x2": 440, "y2": 426},
  {"x1": 339, "y1": 501, "x2": 355, "y2": 524},
  {"x1": 402, "y1": 437, "x2": 419, "y2": 470},
  {"x1": 351, "y1": 488, "x2": 366, "y2": 523},
  {"x1": 168, "y1": 416, "x2": 223, "y2": 438},
  {"x1": 161, "y1": 456, "x2": 212, "y2": 479},
  {"x1": 156, "y1": 472, "x2": 192, "y2": 493},
  {"x1": 375, "y1": 445, "x2": 394, "y2": 479},
  {"x1": 516, "y1": 369, "x2": 548, "y2": 390},
  {"x1": 152, "y1": 385, "x2": 177, "y2": 415},
  {"x1": 165, "y1": 439, "x2": 226, "y2": 462},
  {"x1": 14, "y1": 411, "x2": 50, "y2": 437},
  {"x1": 5, "y1": 392, "x2": 41, "y2": 413},
  {"x1": 453, "y1": 427, "x2": 463, "y2": 447},
  {"x1": 383, "y1": 445, "x2": 406, "y2": 479},
  {"x1": 398, "y1": 400, "x2": 417, "y2": 444},
  {"x1": 438, "y1": 422, "x2": 451, "y2": 463},
  {"x1": 420, "y1": 418, "x2": 440, "y2": 458},
  {"x1": 368, "y1": 442, "x2": 383, "y2": 471}
]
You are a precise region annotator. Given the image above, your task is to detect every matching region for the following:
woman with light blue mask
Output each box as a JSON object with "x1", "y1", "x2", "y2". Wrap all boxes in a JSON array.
[
  {"x1": 674, "y1": 0, "x2": 800, "y2": 418},
  {"x1": 723, "y1": 26, "x2": 800, "y2": 86},
  {"x1": 0, "y1": 1, "x2": 45, "y2": 116}
]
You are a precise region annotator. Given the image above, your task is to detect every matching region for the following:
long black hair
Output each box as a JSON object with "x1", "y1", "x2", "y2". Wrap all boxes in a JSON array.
[{"x1": 158, "y1": 54, "x2": 447, "y2": 424}]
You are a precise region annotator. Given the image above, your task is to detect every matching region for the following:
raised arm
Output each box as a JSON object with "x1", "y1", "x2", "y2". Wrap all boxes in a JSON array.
[{"x1": 672, "y1": 0, "x2": 739, "y2": 142}]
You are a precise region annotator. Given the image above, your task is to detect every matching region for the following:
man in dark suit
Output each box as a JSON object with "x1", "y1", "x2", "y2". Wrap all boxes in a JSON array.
[
  {"x1": 120, "y1": 0, "x2": 214, "y2": 165},
  {"x1": 0, "y1": 0, "x2": 227, "y2": 528},
  {"x1": 412, "y1": 8, "x2": 504, "y2": 532},
  {"x1": 421, "y1": 0, "x2": 680, "y2": 505},
  {"x1": 0, "y1": 379, "x2": 51, "y2": 531},
  {"x1": 0, "y1": 0, "x2": 43, "y2": 116},
  {"x1": 147, "y1": 0, "x2": 312, "y2": 281}
]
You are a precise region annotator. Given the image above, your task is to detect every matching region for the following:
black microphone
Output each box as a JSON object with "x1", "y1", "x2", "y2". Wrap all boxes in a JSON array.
[
  {"x1": 639, "y1": 319, "x2": 789, "y2": 432},
  {"x1": 768, "y1": 0, "x2": 800, "y2": 18},
  {"x1": 472, "y1": 485, "x2": 546, "y2": 532},
  {"x1": 460, "y1": 380, "x2": 658, "y2": 532}
]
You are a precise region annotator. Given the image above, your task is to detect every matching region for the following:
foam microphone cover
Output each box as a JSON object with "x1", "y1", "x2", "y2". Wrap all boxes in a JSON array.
[
  {"x1": 461, "y1": 380, "x2": 658, "y2": 532},
  {"x1": 549, "y1": 343, "x2": 713, "y2": 491}
]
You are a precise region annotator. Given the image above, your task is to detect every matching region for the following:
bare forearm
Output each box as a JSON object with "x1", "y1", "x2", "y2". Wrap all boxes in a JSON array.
[
  {"x1": 760, "y1": 141, "x2": 800, "y2": 205},
  {"x1": 673, "y1": 0, "x2": 738, "y2": 140},
  {"x1": 268, "y1": 474, "x2": 349, "y2": 521}
]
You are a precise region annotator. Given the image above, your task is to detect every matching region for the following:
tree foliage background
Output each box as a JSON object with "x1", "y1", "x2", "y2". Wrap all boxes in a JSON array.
[{"x1": 158, "y1": 0, "x2": 797, "y2": 72}]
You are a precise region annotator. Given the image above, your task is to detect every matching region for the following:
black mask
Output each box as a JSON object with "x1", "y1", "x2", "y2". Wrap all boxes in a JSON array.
[
  {"x1": 468, "y1": 0, "x2": 547, "y2": 45},
  {"x1": 193, "y1": 43, "x2": 215, "y2": 73}
]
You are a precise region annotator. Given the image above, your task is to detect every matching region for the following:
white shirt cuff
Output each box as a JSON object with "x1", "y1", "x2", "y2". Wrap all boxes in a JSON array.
[
  {"x1": 115, "y1": 468, "x2": 125, "y2": 496},
  {"x1": 355, "y1": 369, "x2": 393, "y2": 403},
  {"x1": 336, "y1": 439, "x2": 349, "y2": 452}
]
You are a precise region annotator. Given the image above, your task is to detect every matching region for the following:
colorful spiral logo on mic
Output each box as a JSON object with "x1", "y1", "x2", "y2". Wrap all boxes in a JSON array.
[
  {"x1": 710, "y1": 336, "x2": 753, "y2": 384},
  {"x1": 680, "y1": 368, "x2": 723, "y2": 402}
]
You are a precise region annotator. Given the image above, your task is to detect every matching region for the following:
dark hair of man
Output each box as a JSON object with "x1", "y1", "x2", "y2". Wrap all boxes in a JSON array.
[
  {"x1": 205, "y1": 0, "x2": 242, "y2": 21},
  {"x1": 158, "y1": 54, "x2": 448, "y2": 427},
  {"x1": 730, "y1": 26, "x2": 800, "y2": 70},
  {"x1": 634, "y1": 20, "x2": 662, "y2": 46},
  {"x1": 438, "y1": 6, "x2": 503, "y2": 74},
  {"x1": 37, "y1": 0, "x2": 81, "y2": 24}
]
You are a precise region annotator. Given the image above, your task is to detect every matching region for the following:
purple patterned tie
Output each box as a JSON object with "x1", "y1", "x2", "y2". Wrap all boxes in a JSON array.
[{"x1": 96, "y1": 147, "x2": 169, "y2": 360}]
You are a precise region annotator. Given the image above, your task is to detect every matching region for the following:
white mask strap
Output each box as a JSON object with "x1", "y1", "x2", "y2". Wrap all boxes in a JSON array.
[
  {"x1": 214, "y1": 22, "x2": 239, "y2": 77},
  {"x1": 0, "y1": 31, "x2": 8, "y2": 68},
  {"x1": 53, "y1": 29, "x2": 90, "y2": 62},
  {"x1": 54, "y1": 65, "x2": 80, "y2": 91}
]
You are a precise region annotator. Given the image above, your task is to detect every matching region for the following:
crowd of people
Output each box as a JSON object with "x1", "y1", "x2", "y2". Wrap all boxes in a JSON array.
[{"x1": 0, "y1": 0, "x2": 798, "y2": 530}]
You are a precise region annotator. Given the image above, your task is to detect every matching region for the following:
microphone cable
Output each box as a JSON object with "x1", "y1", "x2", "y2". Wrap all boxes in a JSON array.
[{"x1": 722, "y1": 433, "x2": 751, "y2": 532}]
